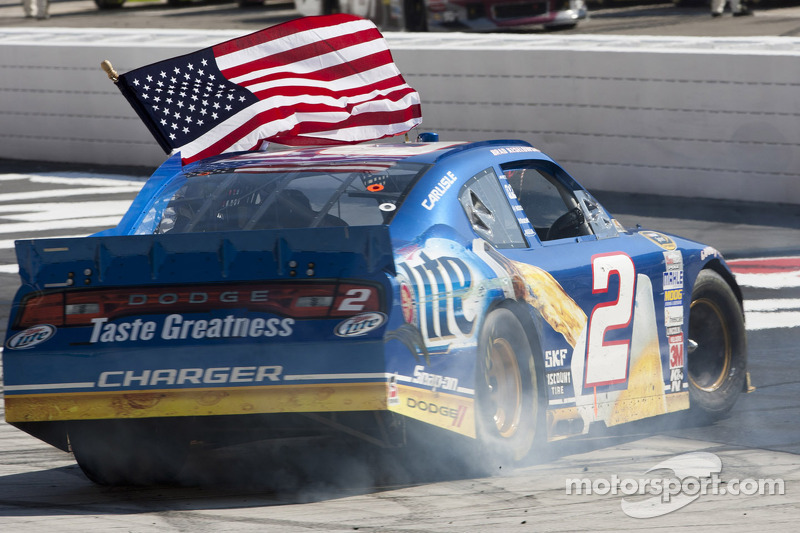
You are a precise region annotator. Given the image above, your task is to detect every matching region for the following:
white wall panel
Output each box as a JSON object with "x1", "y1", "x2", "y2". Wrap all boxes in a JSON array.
[{"x1": 0, "y1": 29, "x2": 798, "y2": 204}]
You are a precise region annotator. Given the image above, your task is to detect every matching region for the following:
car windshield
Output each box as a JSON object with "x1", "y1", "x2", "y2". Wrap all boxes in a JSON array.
[{"x1": 133, "y1": 162, "x2": 428, "y2": 234}]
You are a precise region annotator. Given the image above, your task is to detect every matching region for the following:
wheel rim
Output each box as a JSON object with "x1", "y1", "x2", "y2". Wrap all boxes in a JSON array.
[
  {"x1": 486, "y1": 337, "x2": 523, "y2": 438},
  {"x1": 688, "y1": 298, "x2": 732, "y2": 392}
]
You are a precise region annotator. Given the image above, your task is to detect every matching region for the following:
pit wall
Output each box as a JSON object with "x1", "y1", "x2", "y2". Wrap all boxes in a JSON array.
[{"x1": 1, "y1": 29, "x2": 798, "y2": 204}]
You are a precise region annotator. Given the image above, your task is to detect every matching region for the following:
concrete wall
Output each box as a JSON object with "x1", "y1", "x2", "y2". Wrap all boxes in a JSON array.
[{"x1": 1, "y1": 29, "x2": 798, "y2": 204}]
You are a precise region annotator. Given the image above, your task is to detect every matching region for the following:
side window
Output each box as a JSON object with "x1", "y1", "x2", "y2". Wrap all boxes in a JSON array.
[
  {"x1": 502, "y1": 164, "x2": 592, "y2": 242},
  {"x1": 458, "y1": 167, "x2": 526, "y2": 249}
]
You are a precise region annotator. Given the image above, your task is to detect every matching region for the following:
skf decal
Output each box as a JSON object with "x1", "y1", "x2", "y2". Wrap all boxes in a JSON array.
[
  {"x1": 90, "y1": 315, "x2": 294, "y2": 343},
  {"x1": 545, "y1": 348, "x2": 569, "y2": 368},
  {"x1": 334, "y1": 312, "x2": 387, "y2": 337},
  {"x1": 641, "y1": 230, "x2": 677, "y2": 251},
  {"x1": 421, "y1": 171, "x2": 457, "y2": 210},
  {"x1": 5, "y1": 324, "x2": 56, "y2": 350}
]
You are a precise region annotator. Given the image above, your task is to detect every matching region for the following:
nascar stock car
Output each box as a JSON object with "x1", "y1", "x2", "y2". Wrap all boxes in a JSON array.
[{"x1": 2, "y1": 138, "x2": 748, "y2": 485}]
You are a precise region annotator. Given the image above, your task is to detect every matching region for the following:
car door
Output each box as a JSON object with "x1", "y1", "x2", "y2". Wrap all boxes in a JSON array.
[{"x1": 493, "y1": 159, "x2": 680, "y2": 433}]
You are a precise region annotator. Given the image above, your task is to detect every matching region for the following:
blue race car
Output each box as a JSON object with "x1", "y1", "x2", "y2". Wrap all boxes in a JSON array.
[{"x1": 2, "y1": 139, "x2": 747, "y2": 485}]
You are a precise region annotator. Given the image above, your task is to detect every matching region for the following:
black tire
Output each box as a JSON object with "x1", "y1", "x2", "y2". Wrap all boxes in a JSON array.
[
  {"x1": 68, "y1": 419, "x2": 190, "y2": 486},
  {"x1": 687, "y1": 269, "x2": 747, "y2": 420},
  {"x1": 475, "y1": 307, "x2": 543, "y2": 467},
  {"x1": 404, "y1": 0, "x2": 428, "y2": 32},
  {"x1": 94, "y1": 0, "x2": 125, "y2": 8},
  {"x1": 322, "y1": 0, "x2": 339, "y2": 14}
]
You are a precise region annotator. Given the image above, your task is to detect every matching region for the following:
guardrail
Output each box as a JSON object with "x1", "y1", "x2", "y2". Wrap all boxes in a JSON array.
[{"x1": 1, "y1": 29, "x2": 798, "y2": 204}]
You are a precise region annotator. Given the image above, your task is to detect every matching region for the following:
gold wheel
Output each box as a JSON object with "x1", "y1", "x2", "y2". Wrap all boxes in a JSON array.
[
  {"x1": 688, "y1": 297, "x2": 732, "y2": 393},
  {"x1": 486, "y1": 337, "x2": 524, "y2": 439}
]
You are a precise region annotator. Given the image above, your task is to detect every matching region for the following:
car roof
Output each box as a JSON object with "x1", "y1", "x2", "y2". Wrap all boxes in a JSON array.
[{"x1": 185, "y1": 139, "x2": 546, "y2": 172}]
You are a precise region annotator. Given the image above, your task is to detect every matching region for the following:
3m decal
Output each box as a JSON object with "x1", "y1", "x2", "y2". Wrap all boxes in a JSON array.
[
  {"x1": 5, "y1": 324, "x2": 56, "y2": 350},
  {"x1": 668, "y1": 334, "x2": 685, "y2": 393},
  {"x1": 585, "y1": 253, "x2": 636, "y2": 388}
]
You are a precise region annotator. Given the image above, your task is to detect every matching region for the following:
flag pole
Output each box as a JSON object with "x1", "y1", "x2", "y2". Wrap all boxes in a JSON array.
[{"x1": 100, "y1": 60, "x2": 118, "y2": 83}]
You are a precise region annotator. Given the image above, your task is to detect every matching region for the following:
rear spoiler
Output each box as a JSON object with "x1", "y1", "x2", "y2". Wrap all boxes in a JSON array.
[{"x1": 14, "y1": 226, "x2": 395, "y2": 290}]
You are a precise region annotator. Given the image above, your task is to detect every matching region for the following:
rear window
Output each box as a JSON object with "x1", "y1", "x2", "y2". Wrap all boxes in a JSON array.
[{"x1": 133, "y1": 162, "x2": 428, "y2": 234}]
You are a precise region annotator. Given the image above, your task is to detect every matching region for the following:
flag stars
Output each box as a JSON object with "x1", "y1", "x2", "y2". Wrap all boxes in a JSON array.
[
  {"x1": 225, "y1": 104, "x2": 232, "y2": 111},
  {"x1": 132, "y1": 79, "x2": 140, "y2": 86},
  {"x1": 173, "y1": 67, "x2": 180, "y2": 75},
  {"x1": 146, "y1": 75, "x2": 153, "y2": 82},
  {"x1": 160, "y1": 71, "x2": 167, "y2": 78},
  {"x1": 187, "y1": 63, "x2": 194, "y2": 71}
]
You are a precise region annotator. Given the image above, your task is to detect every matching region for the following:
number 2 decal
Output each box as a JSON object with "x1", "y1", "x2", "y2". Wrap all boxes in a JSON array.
[
  {"x1": 584, "y1": 252, "x2": 636, "y2": 388},
  {"x1": 338, "y1": 288, "x2": 372, "y2": 312}
]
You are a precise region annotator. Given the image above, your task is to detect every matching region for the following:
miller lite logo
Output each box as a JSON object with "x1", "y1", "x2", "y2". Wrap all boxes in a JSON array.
[
  {"x1": 334, "y1": 312, "x2": 387, "y2": 337},
  {"x1": 5, "y1": 324, "x2": 56, "y2": 350}
]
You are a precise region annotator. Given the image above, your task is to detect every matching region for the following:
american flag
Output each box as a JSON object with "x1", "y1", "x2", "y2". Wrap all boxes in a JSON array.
[{"x1": 116, "y1": 15, "x2": 423, "y2": 165}]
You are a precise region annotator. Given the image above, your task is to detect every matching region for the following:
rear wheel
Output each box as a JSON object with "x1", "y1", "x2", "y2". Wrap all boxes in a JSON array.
[
  {"x1": 69, "y1": 419, "x2": 191, "y2": 486},
  {"x1": 687, "y1": 269, "x2": 747, "y2": 420},
  {"x1": 475, "y1": 307, "x2": 543, "y2": 466}
]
